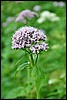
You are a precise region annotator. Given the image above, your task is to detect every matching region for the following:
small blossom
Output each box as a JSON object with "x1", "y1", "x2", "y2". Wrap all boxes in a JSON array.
[
  {"x1": 30, "y1": 44, "x2": 40, "y2": 54},
  {"x1": 33, "y1": 5, "x2": 41, "y2": 12},
  {"x1": 40, "y1": 42, "x2": 49, "y2": 51},
  {"x1": 2, "y1": 17, "x2": 15, "y2": 27},
  {"x1": 2, "y1": 22, "x2": 7, "y2": 27},
  {"x1": 28, "y1": 62, "x2": 30, "y2": 64},
  {"x1": 6, "y1": 17, "x2": 15, "y2": 23}
]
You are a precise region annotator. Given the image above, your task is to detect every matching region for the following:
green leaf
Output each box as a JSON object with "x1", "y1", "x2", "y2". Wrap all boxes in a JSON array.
[
  {"x1": 5, "y1": 87, "x2": 27, "y2": 99},
  {"x1": 14, "y1": 62, "x2": 30, "y2": 80},
  {"x1": 16, "y1": 62, "x2": 30, "y2": 72},
  {"x1": 14, "y1": 62, "x2": 30, "y2": 82},
  {"x1": 15, "y1": 57, "x2": 25, "y2": 67}
]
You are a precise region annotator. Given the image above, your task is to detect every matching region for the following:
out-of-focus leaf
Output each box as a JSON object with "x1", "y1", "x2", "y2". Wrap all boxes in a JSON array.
[{"x1": 5, "y1": 87, "x2": 27, "y2": 99}]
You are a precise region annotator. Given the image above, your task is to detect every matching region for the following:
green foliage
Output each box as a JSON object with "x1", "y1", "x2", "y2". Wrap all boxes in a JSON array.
[
  {"x1": 15, "y1": 62, "x2": 30, "y2": 72},
  {"x1": 1, "y1": 1, "x2": 66, "y2": 99}
]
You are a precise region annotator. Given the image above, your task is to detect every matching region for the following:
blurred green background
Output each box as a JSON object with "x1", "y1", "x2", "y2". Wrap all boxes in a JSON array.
[{"x1": 1, "y1": 1, "x2": 66, "y2": 99}]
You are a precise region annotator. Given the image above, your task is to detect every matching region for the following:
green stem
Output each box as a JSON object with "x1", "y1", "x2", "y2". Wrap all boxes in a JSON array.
[
  {"x1": 35, "y1": 54, "x2": 38, "y2": 66},
  {"x1": 26, "y1": 53, "x2": 40, "y2": 99},
  {"x1": 30, "y1": 54, "x2": 34, "y2": 67},
  {"x1": 27, "y1": 54, "x2": 31, "y2": 99},
  {"x1": 35, "y1": 66, "x2": 40, "y2": 99},
  {"x1": 26, "y1": 18, "x2": 29, "y2": 26},
  {"x1": 27, "y1": 53, "x2": 34, "y2": 98},
  {"x1": 37, "y1": 91, "x2": 40, "y2": 99},
  {"x1": 27, "y1": 54, "x2": 34, "y2": 85},
  {"x1": 27, "y1": 66, "x2": 30, "y2": 99},
  {"x1": 27, "y1": 66, "x2": 30, "y2": 86}
]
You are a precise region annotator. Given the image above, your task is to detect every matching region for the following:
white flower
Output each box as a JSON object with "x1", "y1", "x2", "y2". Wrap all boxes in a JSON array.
[
  {"x1": 37, "y1": 17, "x2": 46, "y2": 23},
  {"x1": 33, "y1": 5, "x2": 41, "y2": 12},
  {"x1": 41, "y1": 11, "x2": 50, "y2": 17},
  {"x1": 37, "y1": 11, "x2": 60, "y2": 23},
  {"x1": 50, "y1": 16, "x2": 60, "y2": 22}
]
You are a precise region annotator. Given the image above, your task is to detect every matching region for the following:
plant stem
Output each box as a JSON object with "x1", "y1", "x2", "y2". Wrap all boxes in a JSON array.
[
  {"x1": 27, "y1": 53, "x2": 40, "y2": 99},
  {"x1": 27, "y1": 53, "x2": 34, "y2": 98},
  {"x1": 27, "y1": 66, "x2": 30, "y2": 99},
  {"x1": 37, "y1": 91, "x2": 40, "y2": 99},
  {"x1": 27, "y1": 66, "x2": 30, "y2": 86},
  {"x1": 35, "y1": 54, "x2": 38, "y2": 66},
  {"x1": 35, "y1": 68, "x2": 40, "y2": 99},
  {"x1": 27, "y1": 53, "x2": 34, "y2": 85},
  {"x1": 30, "y1": 54, "x2": 34, "y2": 67}
]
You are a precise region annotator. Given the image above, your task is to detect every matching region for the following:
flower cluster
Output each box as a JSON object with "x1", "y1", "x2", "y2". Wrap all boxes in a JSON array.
[
  {"x1": 30, "y1": 42, "x2": 48, "y2": 53},
  {"x1": 16, "y1": 9, "x2": 38, "y2": 23},
  {"x1": 12, "y1": 26, "x2": 48, "y2": 53},
  {"x1": 53, "y1": 1, "x2": 65, "y2": 7},
  {"x1": 37, "y1": 11, "x2": 60, "y2": 23}
]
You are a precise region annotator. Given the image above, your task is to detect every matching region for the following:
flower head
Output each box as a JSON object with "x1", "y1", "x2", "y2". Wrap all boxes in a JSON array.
[
  {"x1": 12, "y1": 26, "x2": 48, "y2": 53},
  {"x1": 30, "y1": 42, "x2": 49, "y2": 54},
  {"x1": 16, "y1": 16, "x2": 26, "y2": 24},
  {"x1": 40, "y1": 42, "x2": 49, "y2": 51},
  {"x1": 16, "y1": 9, "x2": 38, "y2": 23},
  {"x1": 37, "y1": 11, "x2": 60, "y2": 23},
  {"x1": 53, "y1": 1, "x2": 65, "y2": 7}
]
